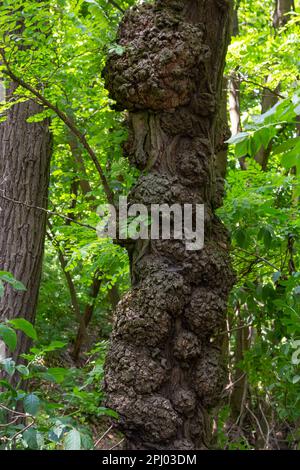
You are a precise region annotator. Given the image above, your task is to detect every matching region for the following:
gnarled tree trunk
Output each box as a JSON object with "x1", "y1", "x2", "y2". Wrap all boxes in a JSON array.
[{"x1": 103, "y1": 0, "x2": 235, "y2": 450}]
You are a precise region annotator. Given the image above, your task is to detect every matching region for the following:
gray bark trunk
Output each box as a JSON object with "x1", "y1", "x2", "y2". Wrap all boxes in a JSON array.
[{"x1": 0, "y1": 90, "x2": 52, "y2": 358}]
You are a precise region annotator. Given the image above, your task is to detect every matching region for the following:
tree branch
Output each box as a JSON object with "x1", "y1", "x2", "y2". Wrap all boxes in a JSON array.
[
  {"x1": 0, "y1": 50, "x2": 115, "y2": 207},
  {"x1": 239, "y1": 74, "x2": 286, "y2": 100},
  {"x1": 107, "y1": 0, "x2": 124, "y2": 13},
  {"x1": 0, "y1": 191, "x2": 97, "y2": 232}
]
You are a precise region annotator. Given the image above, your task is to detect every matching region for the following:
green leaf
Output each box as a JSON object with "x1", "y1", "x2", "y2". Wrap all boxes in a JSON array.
[
  {"x1": 109, "y1": 44, "x2": 125, "y2": 56},
  {"x1": 63, "y1": 428, "x2": 81, "y2": 450},
  {"x1": 235, "y1": 139, "x2": 249, "y2": 158},
  {"x1": 235, "y1": 228, "x2": 249, "y2": 249},
  {"x1": 281, "y1": 143, "x2": 300, "y2": 170},
  {"x1": 0, "y1": 272, "x2": 26, "y2": 291},
  {"x1": 23, "y1": 428, "x2": 44, "y2": 449},
  {"x1": 97, "y1": 406, "x2": 119, "y2": 418},
  {"x1": 0, "y1": 324, "x2": 17, "y2": 352},
  {"x1": 258, "y1": 226, "x2": 273, "y2": 250},
  {"x1": 0, "y1": 358, "x2": 16, "y2": 376},
  {"x1": 272, "y1": 271, "x2": 282, "y2": 283},
  {"x1": 43, "y1": 340, "x2": 67, "y2": 352},
  {"x1": 9, "y1": 318, "x2": 38, "y2": 341},
  {"x1": 226, "y1": 131, "x2": 250, "y2": 145},
  {"x1": 257, "y1": 127, "x2": 275, "y2": 149},
  {"x1": 80, "y1": 432, "x2": 94, "y2": 450},
  {"x1": 24, "y1": 393, "x2": 40, "y2": 416},
  {"x1": 16, "y1": 364, "x2": 30, "y2": 377},
  {"x1": 23, "y1": 428, "x2": 38, "y2": 449},
  {"x1": 40, "y1": 367, "x2": 69, "y2": 384},
  {"x1": 273, "y1": 137, "x2": 300, "y2": 155},
  {"x1": 250, "y1": 138, "x2": 260, "y2": 157},
  {"x1": 0, "y1": 378, "x2": 17, "y2": 395}
]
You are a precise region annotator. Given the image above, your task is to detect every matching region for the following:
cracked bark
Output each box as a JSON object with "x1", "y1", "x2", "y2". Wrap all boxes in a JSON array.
[{"x1": 103, "y1": 0, "x2": 235, "y2": 450}]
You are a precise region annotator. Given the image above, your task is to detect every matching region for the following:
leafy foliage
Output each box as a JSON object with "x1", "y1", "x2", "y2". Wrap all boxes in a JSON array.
[{"x1": 0, "y1": 0, "x2": 299, "y2": 451}]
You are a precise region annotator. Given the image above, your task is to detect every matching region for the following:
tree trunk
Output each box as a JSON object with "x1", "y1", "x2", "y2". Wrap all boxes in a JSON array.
[
  {"x1": 254, "y1": 79, "x2": 281, "y2": 170},
  {"x1": 255, "y1": 0, "x2": 294, "y2": 169},
  {"x1": 72, "y1": 271, "x2": 102, "y2": 361},
  {"x1": 228, "y1": 2, "x2": 247, "y2": 170},
  {"x1": 229, "y1": 318, "x2": 250, "y2": 423},
  {"x1": 103, "y1": 0, "x2": 235, "y2": 450},
  {"x1": 0, "y1": 88, "x2": 52, "y2": 358},
  {"x1": 273, "y1": 0, "x2": 294, "y2": 28}
]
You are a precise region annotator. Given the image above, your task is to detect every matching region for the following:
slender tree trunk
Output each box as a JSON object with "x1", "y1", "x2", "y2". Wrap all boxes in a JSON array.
[
  {"x1": 254, "y1": 79, "x2": 281, "y2": 170},
  {"x1": 68, "y1": 132, "x2": 95, "y2": 202},
  {"x1": 229, "y1": 314, "x2": 250, "y2": 423},
  {"x1": 228, "y1": 73, "x2": 247, "y2": 170},
  {"x1": 72, "y1": 271, "x2": 102, "y2": 361},
  {"x1": 103, "y1": 0, "x2": 235, "y2": 450},
  {"x1": 228, "y1": 2, "x2": 247, "y2": 170},
  {"x1": 255, "y1": 0, "x2": 295, "y2": 169},
  {"x1": 0, "y1": 87, "x2": 52, "y2": 358},
  {"x1": 273, "y1": 0, "x2": 294, "y2": 28},
  {"x1": 229, "y1": 74, "x2": 241, "y2": 137}
]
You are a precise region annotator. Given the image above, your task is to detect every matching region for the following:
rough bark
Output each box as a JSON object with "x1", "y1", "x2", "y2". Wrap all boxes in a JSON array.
[
  {"x1": 273, "y1": 0, "x2": 294, "y2": 28},
  {"x1": 0, "y1": 89, "x2": 52, "y2": 358},
  {"x1": 103, "y1": 0, "x2": 235, "y2": 450}
]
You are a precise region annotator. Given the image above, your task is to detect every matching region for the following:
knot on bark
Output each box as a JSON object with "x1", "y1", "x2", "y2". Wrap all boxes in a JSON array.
[
  {"x1": 109, "y1": 395, "x2": 180, "y2": 444},
  {"x1": 104, "y1": 3, "x2": 209, "y2": 111},
  {"x1": 173, "y1": 330, "x2": 201, "y2": 361},
  {"x1": 193, "y1": 346, "x2": 226, "y2": 407},
  {"x1": 184, "y1": 287, "x2": 227, "y2": 336},
  {"x1": 105, "y1": 342, "x2": 167, "y2": 395},
  {"x1": 171, "y1": 388, "x2": 197, "y2": 415}
]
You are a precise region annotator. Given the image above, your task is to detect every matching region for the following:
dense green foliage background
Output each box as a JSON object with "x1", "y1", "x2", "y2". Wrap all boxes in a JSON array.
[{"x1": 0, "y1": 0, "x2": 299, "y2": 450}]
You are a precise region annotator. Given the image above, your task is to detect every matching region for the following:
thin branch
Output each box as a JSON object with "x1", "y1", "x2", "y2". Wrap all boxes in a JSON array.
[
  {"x1": 239, "y1": 74, "x2": 286, "y2": 100},
  {"x1": 10, "y1": 418, "x2": 35, "y2": 442},
  {"x1": 237, "y1": 247, "x2": 281, "y2": 272},
  {"x1": 0, "y1": 191, "x2": 97, "y2": 232},
  {"x1": 245, "y1": 404, "x2": 267, "y2": 448},
  {"x1": 217, "y1": 321, "x2": 254, "y2": 337},
  {"x1": 0, "y1": 417, "x2": 20, "y2": 427},
  {"x1": 107, "y1": 0, "x2": 124, "y2": 13},
  {"x1": 224, "y1": 372, "x2": 247, "y2": 391},
  {"x1": 94, "y1": 425, "x2": 113, "y2": 449},
  {"x1": 0, "y1": 50, "x2": 115, "y2": 206},
  {"x1": 109, "y1": 438, "x2": 124, "y2": 450},
  {"x1": 0, "y1": 404, "x2": 27, "y2": 417}
]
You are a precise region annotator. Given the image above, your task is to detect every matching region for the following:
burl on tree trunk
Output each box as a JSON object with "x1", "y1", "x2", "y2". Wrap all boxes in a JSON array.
[{"x1": 103, "y1": 0, "x2": 235, "y2": 450}]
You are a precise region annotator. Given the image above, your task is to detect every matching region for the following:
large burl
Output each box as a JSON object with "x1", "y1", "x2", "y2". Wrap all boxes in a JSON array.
[{"x1": 103, "y1": 0, "x2": 235, "y2": 450}]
